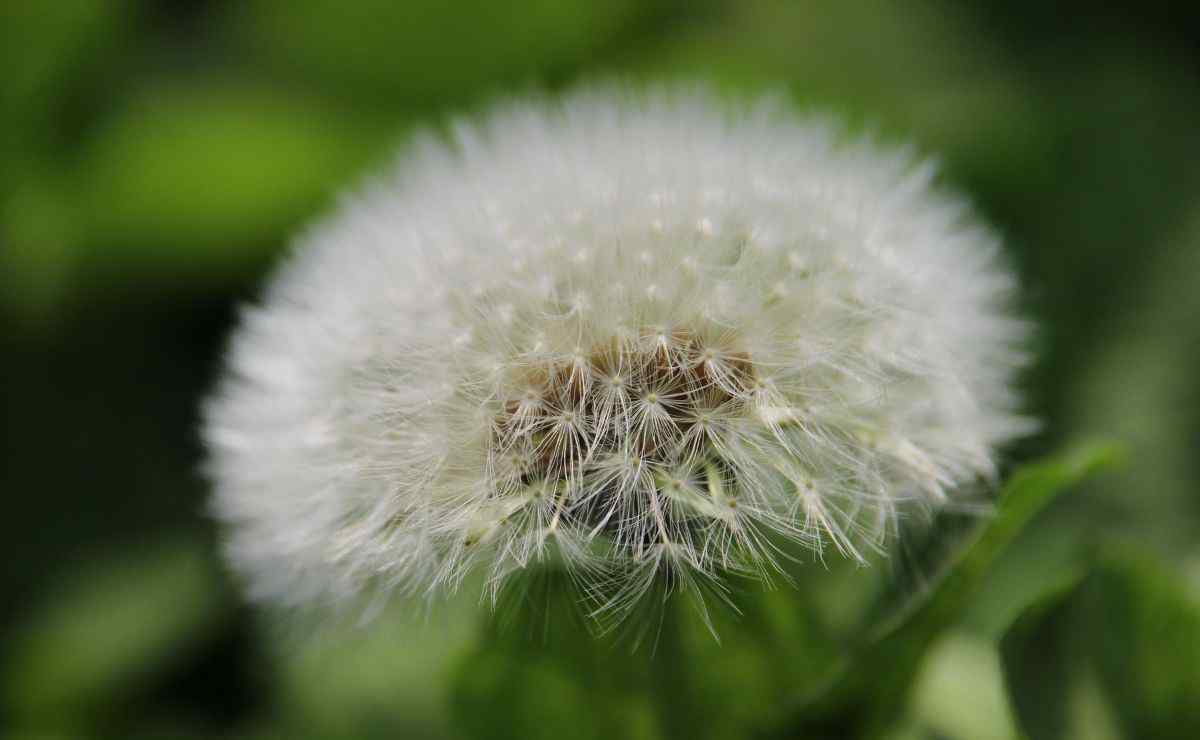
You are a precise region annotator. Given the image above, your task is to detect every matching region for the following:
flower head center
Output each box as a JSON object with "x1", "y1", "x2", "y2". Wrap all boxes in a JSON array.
[{"x1": 491, "y1": 328, "x2": 756, "y2": 497}]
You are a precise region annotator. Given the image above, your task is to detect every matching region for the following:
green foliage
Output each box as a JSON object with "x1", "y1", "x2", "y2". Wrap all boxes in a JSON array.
[
  {"x1": 909, "y1": 631, "x2": 1021, "y2": 740},
  {"x1": 1090, "y1": 553, "x2": 1200, "y2": 736},
  {"x1": 224, "y1": 0, "x2": 658, "y2": 104},
  {"x1": 449, "y1": 445, "x2": 1114, "y2": 740},
  {"x1": 998, "y1": 576, "x2": 1086, "y2": 739},
  {"x1": 621, "y1": 0, "x2": 1051, "y2": 187},
  {"x1": 275, "y1": 588, "x2": 480, "y2": 739},
  {"x1": 3, "y1": 540, "x2": 227, "y2": 732},
  {"x1": 775, "y1": 442, "x2": 1117, "y2": 738},
  {"x1": 450, "y1": 568, "x2": 849, "y2": 740},
  {"x1": 0, "y1": 168, "x2": 82, "y2": 324},
  {"x1": 1002, "y1": 548, "x2": 1200, "y2": 740},
  {"x1": 451, "y1": 570, "x2": 659, "y2": 740},
  {"x1": 0, "y1": 0, "x2": 132, "y2": 155},
  {"x1": 77, "y1": 84, "x2": 390, "y2": 273}
]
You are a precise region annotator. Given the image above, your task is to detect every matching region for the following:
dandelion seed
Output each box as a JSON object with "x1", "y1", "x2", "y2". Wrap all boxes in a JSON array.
[{"x1": 203, "y1": 87, "x2": 1033, "y2": 619}]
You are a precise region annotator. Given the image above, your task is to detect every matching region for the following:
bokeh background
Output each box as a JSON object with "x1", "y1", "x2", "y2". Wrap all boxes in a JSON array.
[{"x1": 3, "y1": 1, "x2": 1198, "y2": 738}]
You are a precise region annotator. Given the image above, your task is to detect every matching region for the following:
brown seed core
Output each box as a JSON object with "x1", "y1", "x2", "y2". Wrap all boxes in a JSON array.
[{"x1": 491, "y1": 328, "x2": 756, "y2": 490}]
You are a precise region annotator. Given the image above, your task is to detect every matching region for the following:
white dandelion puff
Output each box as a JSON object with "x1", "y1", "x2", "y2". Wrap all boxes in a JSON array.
[{"x1": 202, "y1": 87, "x2": 1034, "y2": 621}]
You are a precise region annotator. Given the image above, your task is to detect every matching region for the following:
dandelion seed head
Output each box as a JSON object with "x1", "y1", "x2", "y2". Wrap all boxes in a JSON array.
[{"x1": 203, "y1": 87, "x2": 1033, "y2": 618}]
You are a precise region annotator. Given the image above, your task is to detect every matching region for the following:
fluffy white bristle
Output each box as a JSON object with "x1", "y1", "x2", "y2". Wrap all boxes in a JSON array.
[{"x1": 203, "y1": 87, "x2": 1033, "y2": 619}]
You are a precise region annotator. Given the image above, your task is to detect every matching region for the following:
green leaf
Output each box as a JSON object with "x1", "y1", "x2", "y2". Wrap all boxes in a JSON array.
[
  {"x1": 661, "y1": 583, "x2": 842, "y2": 740},
  {"x1": 999, "y1": 575, "x2": 1087, "y2": 740},
  {"x1": 225, "y1": 0, "x2": 656, "y2": 105},
  {"x1": 622, "y1": 0, "x2": 1050, "y2": 181},
  {"x1": 449, "y1": 569, "x2": 659, "y2": 740},
  {"x1": 3, "y1": 539, "x2": 227, "y2": 731},
  {"x1": 448, "y1": 547, "x2": 853, "y2": 740},
  {"x1": 1088, "y1": 551, "x2": 1200, "y2": 739},
  {"x1": 912, "y1": 631, "x2": 1022, "y2": 740},
  {"x1": 1000, "y1": 547, "x2": 1200, "y2": 740},
  {"x1": 0, "y1": 0, "x2": 132, "y2": 159},
  {"x1": 0, "y1": 169, "x2": 83, "y2": 326},
  {"x1": 77, "y1": 83, "x2": 391, "y2": 276},
  {"x1": 767, "y1": 441, "x2": 1119, "y2": 738},
  {"x1": 276, "y1": 587, "x2": 480, "y2": 739}
]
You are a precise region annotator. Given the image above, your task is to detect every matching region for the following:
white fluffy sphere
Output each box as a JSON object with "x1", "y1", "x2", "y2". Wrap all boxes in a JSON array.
[{"x1": 203, "y1": 88, "x2": 1032, "y2": 616}]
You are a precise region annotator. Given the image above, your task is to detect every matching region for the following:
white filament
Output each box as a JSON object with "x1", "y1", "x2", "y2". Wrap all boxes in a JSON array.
[{"x1": 203, "y1": 88, "x2": 1033, "y2": 618}]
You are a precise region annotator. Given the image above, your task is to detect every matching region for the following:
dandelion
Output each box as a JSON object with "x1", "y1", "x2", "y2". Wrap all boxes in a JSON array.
[{"x1": 203, "y1": 88, "x2": 1032, "y2": 621}]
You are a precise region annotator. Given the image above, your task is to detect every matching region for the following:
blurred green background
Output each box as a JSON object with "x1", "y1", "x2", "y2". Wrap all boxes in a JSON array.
[{"x1": 2, "y1": 1, "x2": 1198, "y2": 738}]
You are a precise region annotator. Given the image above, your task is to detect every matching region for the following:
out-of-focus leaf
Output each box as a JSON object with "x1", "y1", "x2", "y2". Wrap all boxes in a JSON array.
[
  {"x1": 448, "y1": 540, "x2": 854, "y2": 740},
  {"x1": 1088, "y1": 551, "x2": 1200, "y2": 739},
  {"x1": 0, "y1": 0, "x2": 131, "y2": 158},
  {"x1": 3, "y1": 539, "x2": 227, "y2": 730},
  {"x1": 450, "y1": 569, "x2": 658, "y2": 740},
  {"x1": 0, "y1": 170, "x2": 83, "y2": 326},
  {"x1": 658, "y1": 582, "x2": 842, "y2": 740},
  {"x1": 999, "y1": 576, "x2": 1086, "y2": 740},
  {"x1": 76, "y1": 84, "x2": 392, "y2": 276},
  {"x1": 911, "y1": 631, "x2": 1021, "y2": 740},
  {"x1": 225, "y1": 0, "x2": 658, "y2": 105},
  {"x1": 960, "y1": 505, "x2": 1090, "y2": 639},
  {"x1": 1000, "y1": 548, "x2": 1200, "y2": 740},
  {"x1": 623, "y1": 0, "x2": 1048, "y2": 180},
  {"x1": 1067, "y1": 208, "x2": 1200, "y2": 550},
  {"x1": 276, "y1": 587, "x2": 481, "y2": 740},
  {"x1": 769, "y1": 441, "x2": 1118, "y2": 738}
]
